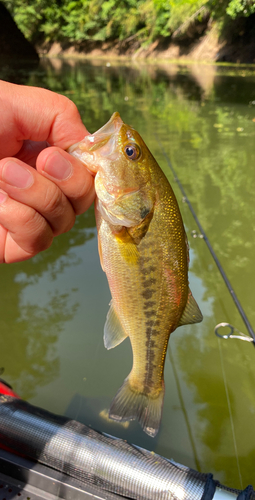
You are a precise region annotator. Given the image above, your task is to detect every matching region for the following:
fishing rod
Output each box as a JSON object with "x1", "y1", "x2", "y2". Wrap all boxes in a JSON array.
[{"x1": 157, "y1": 137, "x2": 255, "y2": 345}]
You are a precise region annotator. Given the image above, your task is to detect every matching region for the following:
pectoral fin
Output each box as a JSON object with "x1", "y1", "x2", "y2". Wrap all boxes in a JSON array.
[
  {"x1": 178, "y1": 289, "x2": 203, "y2": 327},
  {"x1": 104, "y1": 301, "x2": 128, "y2": 349}
]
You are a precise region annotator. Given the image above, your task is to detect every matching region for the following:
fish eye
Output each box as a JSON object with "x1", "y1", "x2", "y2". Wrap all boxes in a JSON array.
[{"x1": 124, "y1": 143, "x2": 141, "y2": 161}]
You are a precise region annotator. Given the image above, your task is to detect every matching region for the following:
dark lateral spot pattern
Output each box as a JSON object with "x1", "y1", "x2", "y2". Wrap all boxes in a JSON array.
[
  {"x1": 143, "y1": 278, "x2": 156, "y2": 287},
  {"x1": 139, "y1": 249, "x2": 161, "y2": 391},
  {"x1": 142, "y1": 289, "x2": 154, "y2": 300},
  {"x1": 143, "y1": 301, "x2": 155, "y2": 310},
  {"x1": 145, "y1": 310, "x2": 155, "y2": 318},
  {"x1": 146, "y1": 327, "x2": 159, "y2": 337},
  {"x1": 146, "y1": 339, "x2": 156, "y2": 348},
  {"x1": 144, "y1": 360, "x2": 156, "y2": 393},
  {"x1": 139, "y1": 257, "x2": 155, "y2": 268},
  {"x1": 146, "y1": 319, "x2": 160, "y2": 328},
  {"x1": 145, "y1": 340, "x2": 156, "y2": 348},
  {"x1": 146, "y1": 320, "x2": 154, "y2": 327},
  {"x1": 141, "y1": 266, "x2": 156, "y2": 276}
]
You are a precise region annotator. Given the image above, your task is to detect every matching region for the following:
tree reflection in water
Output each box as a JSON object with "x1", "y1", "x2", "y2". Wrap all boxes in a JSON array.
[{"x1": 0, "y1": 207, "x2": 96, "y2": 400}]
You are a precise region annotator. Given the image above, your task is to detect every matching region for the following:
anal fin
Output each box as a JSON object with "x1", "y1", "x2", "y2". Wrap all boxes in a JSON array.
[
  {"x1": 104, "y1": 301, "x2": 128, "y2": 349},
  {"x1": 178, "y1": 289, "x2": 203, "y2": 327}
]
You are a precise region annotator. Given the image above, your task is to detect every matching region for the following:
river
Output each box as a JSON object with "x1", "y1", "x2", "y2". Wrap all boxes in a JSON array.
[{"x1": 1, "y1": 58, "x2": 255, "y2": 489}]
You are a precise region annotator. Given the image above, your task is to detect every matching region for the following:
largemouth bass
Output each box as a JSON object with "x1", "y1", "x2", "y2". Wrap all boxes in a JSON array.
[{"x1": 69, "y1": 113, "x2": 203, "y2": 437}]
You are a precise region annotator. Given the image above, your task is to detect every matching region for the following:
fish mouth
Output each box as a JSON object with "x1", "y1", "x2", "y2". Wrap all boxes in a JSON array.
[
  {"x1": 68, "y1": 112, "x2": 123, "y2": 174},
  {"x1": 86, "y1": 112, "x2": 123, "y2": 152}
]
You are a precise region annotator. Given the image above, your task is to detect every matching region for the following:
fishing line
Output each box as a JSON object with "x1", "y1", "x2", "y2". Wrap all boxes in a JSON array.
[
  {"x1": 156, "y1": 136, "x2": 255, "y2": 345},
  {"x1": 169, "y1": 348, "x2": 201, "y2": 472},
  {"x1": 217, "y1": 335, "x2": 243, "y2": 489}
]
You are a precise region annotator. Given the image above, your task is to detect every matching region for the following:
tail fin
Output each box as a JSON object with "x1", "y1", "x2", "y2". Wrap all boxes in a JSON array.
[{"x1": 109, "y1": 377, "x2": 164, "y2": 437}]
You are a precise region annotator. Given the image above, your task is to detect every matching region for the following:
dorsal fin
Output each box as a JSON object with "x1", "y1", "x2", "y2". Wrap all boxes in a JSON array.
[
  {"x1": 104, "y1": 301, "x2": 128, "y2": 349},
  {"x1": 178, "y1": 289, "x2": 203, "y2": 327}
]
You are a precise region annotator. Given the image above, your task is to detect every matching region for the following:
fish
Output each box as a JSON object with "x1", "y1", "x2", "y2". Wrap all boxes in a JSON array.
[{"x1": 68, "y1": 112, "x2": 203, "y2": 437}]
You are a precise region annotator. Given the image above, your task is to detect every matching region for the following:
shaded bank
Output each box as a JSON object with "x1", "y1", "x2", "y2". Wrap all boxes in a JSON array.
[
  {"x1": 37, "y1": 13, "x2": 255, "y2": 64},
  {"x1": 0, "y1": 2, "x2": 38, "y2": 64},
  {"x1": 2, "y1": 0, "x2": 255, "y2": 65}
]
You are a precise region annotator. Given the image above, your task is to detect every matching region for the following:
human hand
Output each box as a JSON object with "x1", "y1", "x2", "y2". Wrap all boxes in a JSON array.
[{"x1": 0, "y1": 80, "x2": 95, "y2": 263}]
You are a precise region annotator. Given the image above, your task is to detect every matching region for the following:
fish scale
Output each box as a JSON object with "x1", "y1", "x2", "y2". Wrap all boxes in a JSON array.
[{"x1": 68, "y1": 112, "x2": 203, "y2": 437}]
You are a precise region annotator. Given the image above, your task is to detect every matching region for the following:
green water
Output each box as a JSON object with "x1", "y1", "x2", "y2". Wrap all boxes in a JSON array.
[{"x1": 1, "y1": 59, "x2": 255, "y2": 489}]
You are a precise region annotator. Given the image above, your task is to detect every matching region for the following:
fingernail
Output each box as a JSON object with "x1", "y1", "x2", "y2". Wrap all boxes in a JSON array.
[
  {"x1": 0, "y1": 189, "x2": 7, "y2": 204},
  {"x1": 2, "y1": 161, "x2": 33, "y2": 188},
  {"x1": 43, "y1": 152, "x2": 72, "y2": 180}
]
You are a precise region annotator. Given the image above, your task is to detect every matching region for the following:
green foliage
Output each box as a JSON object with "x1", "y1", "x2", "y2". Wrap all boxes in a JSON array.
[
  {"x1": 167, "y1": 0, "x2": 206, "y2": 32},
  {"x1": 3, "y1": 0, "x2": 47, "y2": 41},
  {"x1": 2, "y1": 0, "x2": 255, "y2": 44},
  {"x1": 150, "y1": 0, "x2": 172, "y2": 38},
  {"x1": 226, "y1": 0, "x2": 255, "y2": 18},
  {"x1": 208, "y1": 0, "x2": 255, "y2": 20}
]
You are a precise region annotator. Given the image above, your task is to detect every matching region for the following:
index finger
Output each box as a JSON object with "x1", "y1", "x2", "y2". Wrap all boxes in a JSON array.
[{"x1": 0, "y1": 80, "x2": 89, "y2": 158}]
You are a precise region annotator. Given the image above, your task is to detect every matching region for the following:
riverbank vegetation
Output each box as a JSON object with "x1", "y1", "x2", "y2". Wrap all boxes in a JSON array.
[{"x1": 2, "y1": 0, "x2": 255, "y2": 47}]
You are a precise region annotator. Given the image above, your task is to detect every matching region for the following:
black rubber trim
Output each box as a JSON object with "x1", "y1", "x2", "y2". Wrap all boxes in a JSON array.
[
  {"x1": 237, "y1": 485, "x2": 255, "y2": 500},
  {"x1": 201, "y1": 474, "x2": 219, "y2": 500}
]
